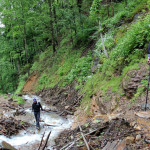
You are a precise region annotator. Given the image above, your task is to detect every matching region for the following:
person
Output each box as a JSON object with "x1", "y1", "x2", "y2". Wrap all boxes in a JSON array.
[
  {"x1": 148, "y1": 42, "x2": 150, "y2": 64},
  {"x1": 32, "y1": 98, "x2": 44, "y2": 129}
]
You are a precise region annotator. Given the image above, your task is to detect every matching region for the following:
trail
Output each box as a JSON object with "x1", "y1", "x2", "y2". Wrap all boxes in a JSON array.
[{"x1": 0, "y1": 95, "x2": 73, "y2": 150}]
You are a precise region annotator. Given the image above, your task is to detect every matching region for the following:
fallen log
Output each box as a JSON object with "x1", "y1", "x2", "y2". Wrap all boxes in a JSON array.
[
  {"x1": 105, "y1": 120, "x2": 115, "y2": 135},
  {"x1": 44, "y1": 123, "x2": 57, "y2": 127},
  {"x1": 0, "y1": 117, "x2": 31, "y2": 137},
  {"x1": 78, "y1": 123, "x2": 90, "y2": 150},
  {"x1": 42, "y1": 131, "x2": 51, "y2": 150},
  {"x1": 38, "y1": 132, "x2": 45, "y2": 150},
  {"x1": 60, "y1": 128, "x2": 99, "y2": 150}
]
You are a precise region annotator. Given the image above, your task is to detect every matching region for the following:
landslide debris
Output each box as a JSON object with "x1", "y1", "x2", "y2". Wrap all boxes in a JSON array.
[
  {"x1": 54, "y1": 118, "x2": 150, "y2": 150},
  {"x1": 0, "y1": 117, "x2": 31, "y2": 137},
  {"x1": 37, "y1": 82, "x2": 81, "y2": 115}
]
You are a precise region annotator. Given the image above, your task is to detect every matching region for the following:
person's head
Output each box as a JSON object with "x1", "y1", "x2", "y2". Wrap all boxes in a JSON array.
[{"x1": 33, "y1": 98, "x2": 37, "y2": 103}]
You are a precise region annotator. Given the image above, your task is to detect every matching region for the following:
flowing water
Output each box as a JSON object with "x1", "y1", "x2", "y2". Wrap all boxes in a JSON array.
[{"x1": 0, "y1": 95, "x2": 73, "y2": 150}]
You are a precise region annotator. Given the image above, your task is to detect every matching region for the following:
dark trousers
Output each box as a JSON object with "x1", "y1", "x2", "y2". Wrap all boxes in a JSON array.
[{"x1": 34, "y1": 111, "x2": 40, "y2": 127}]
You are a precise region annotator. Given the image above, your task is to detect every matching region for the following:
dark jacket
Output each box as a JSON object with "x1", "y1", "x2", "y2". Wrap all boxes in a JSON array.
[
  {"x1": 32, "y1": 102, "x2": 43, "y2": 112},
  {"x1": 148, "y1": 42, "x2": 150, "y2": 57}
]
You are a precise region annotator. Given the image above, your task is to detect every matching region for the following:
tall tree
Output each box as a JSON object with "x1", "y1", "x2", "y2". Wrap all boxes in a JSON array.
[{"x1": 48, "y1": 0, "x2": 56, "y2": 53}]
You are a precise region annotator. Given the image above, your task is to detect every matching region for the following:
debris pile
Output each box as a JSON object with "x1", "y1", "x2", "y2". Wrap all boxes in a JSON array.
[
  {"x1": 55, "y1": 119, "x2": 149, "y2": 150},
  {"x1": 0, "y1": 117, "x2": 31, "y2": 137},
  {"x1": 13, "y1": 109, "x2": 26, "y2": 116},
  {"x1": 37, "y1": 82, "x2": 82, "y2": 114}
]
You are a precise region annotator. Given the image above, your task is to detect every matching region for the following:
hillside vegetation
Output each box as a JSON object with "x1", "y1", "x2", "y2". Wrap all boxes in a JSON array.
[{"x1": 0, "y1": 0, "x2": 150, "y2": 108}]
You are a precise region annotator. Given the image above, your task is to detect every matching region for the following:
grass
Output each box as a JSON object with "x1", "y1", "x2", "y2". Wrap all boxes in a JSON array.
[
  {"x1": 4, "y1": 95, "x2": 8, "y2": 99},
  {"x1": 12, "y1": 95, "x2": 25, "y2": 105}
]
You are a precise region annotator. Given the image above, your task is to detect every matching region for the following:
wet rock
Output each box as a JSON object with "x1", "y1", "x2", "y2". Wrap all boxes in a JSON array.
[{"x1": 2, "y1": 141, "x2": 17, "y2": 150}]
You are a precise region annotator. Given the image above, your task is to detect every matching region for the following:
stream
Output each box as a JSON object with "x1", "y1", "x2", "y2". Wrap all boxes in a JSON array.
[{"x1": 0, "y1": 95, "x2": 73, "y2": 150}]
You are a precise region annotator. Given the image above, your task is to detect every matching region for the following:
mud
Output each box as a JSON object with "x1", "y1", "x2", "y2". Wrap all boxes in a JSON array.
[{"x1": 22, "y1": 73, "x2": 38, "y2": 93}]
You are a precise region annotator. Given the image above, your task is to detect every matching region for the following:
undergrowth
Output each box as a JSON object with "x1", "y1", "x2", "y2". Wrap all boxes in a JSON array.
[{"x1": 15, "y1": 0, "x2": 150, "y2": 114}]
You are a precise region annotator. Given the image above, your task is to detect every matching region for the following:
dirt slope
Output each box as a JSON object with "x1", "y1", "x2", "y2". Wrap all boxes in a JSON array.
[{"x1": 22, "y1": 73, "x2": 38, "y2": 93}]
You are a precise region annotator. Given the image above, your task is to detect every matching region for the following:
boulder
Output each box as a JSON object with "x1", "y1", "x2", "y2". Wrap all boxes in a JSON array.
[
  {"x1": 2, "y1": 141, "x2": 17, "y2": 150},
  {"x1": 122, "y1": 65, "x2": 147, "y2": 98}
]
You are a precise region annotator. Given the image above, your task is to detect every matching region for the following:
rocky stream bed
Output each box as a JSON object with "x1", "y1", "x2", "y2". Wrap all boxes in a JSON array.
[{"x1": 0, "y1": 95, "x2": 73, "y2": 150}]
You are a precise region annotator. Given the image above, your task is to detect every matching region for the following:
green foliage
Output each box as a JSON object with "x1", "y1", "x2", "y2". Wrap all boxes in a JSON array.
[
  {"x1": 33, "y1": 46, "x2": 93, "y2": 91},
  {"x1": 131, "y1": 79, "x2": 147, "y2": 103},
  {"x1": 4, "y1": 95, "x2": 8, "y2": 99},
  {"x1": 65, "y1": 52, "x2": 92, "y2": 85},
  {"x1": 19, "y1": 121, "x2": 25, "y2": 125},
  {"x1": 102, "y1": 13, "x2": 150, "y2": 75},
  {"x1": 15, "y1": 78, "x2": 26, "y2": 94},
  {"x1": 12, "y1": 95, "x2": 25, "y2": 105}
]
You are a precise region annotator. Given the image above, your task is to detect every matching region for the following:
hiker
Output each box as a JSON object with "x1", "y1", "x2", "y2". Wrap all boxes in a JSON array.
[
  {"x1": 148, "y1": 42, "x2": 150, "y2": 64},
  {"x1": 32, "y1": 98, "x2": 44, "y2": 129}
]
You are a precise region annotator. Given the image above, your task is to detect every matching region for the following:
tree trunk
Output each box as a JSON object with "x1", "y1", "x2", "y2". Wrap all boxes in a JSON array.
[
  {"x1": 20, "y1": 0, "x2": 30, "y2": 76},
  {"x1": 99, "y1": 19, "x2": 109, "y2": 58},
  {"x1": 52, "y1": 0, "x2": 58, "y2": 46},
  {"x1": 17, "y1": 59, "x2": 20, "y2": 75},
  {"x1": 106, "y1": 0, "x2": 109, "y2": 18},
  {"x1": 125, "y1": 0, "x2": 127, "y2": 7},
  {"x1": 48, "y1": 0, "x2": 56, "y2": 53},
  {"x1": 77, "y1": 0, "x2": 83, "y2": 33},
  {"x1": 111, "y1": 0, "x2": 114, "y2": 17},
  {"x1": 72, "y1": 10, "x2": 77, "y2": 40}
]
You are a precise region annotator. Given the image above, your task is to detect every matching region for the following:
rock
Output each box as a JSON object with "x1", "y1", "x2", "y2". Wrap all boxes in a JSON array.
[
  {"x1": 144, "y1": 138, "x2": 150, "y2": 144},
  {"x1": 125, "y1": 136, "x2": 135, "y2": 144},
  {"x1": 70, "y1": 135, "x2": 74, "y2": 140},
  {"x1": 8, "y1": 98, "x2": 13, "y2": 102},
  {"x1": 130, "y1": 121, "x2": 136, "y2": 127},
  {"x1": 16, "y1": 93, "x2": 22, "y2": 96},
  {"x1": 136, "y1": 134, "x2": 142, "y2": 141},
  {"x1": 2, "y1": 141, "x2": 17, "y2": 150},
  {"x1": 122, "y1": 65, "x2": 147, "y2": 98},
  {"x1": 107, "y1": 113, "x2": 121, "y2": 121},
  {"x1": 134, "y1": 124, "x2": 142, "y2": 131},
  {"x1": 65, "y1": 106, "x2": 70, "y2": 109},
  {"x1": 91, "y1": 65, "x2": 98, "y2": 73},
  {"x1": 135, "y1": 111, "x2": 150, "y2": 119}
]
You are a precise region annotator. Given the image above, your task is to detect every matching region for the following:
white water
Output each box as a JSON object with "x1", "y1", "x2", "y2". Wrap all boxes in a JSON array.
[{"x1": 0, "y1": 95, "x2": 73, "y2": 149}]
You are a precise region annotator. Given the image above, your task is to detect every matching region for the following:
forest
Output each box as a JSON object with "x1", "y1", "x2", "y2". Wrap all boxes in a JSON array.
[{"x1": 0, "y1": 0, "x2": 142, "y2": 93}]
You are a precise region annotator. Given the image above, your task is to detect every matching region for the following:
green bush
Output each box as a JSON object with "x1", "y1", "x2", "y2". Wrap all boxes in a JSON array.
[{"x1": 65, "y1": 52, "x2": 93, "y2": 84}]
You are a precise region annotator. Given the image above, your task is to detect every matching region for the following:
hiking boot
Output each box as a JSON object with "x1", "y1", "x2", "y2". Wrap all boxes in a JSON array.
[{"x1": 36, "y1": 126, "x2": 40, "y2": 130}]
